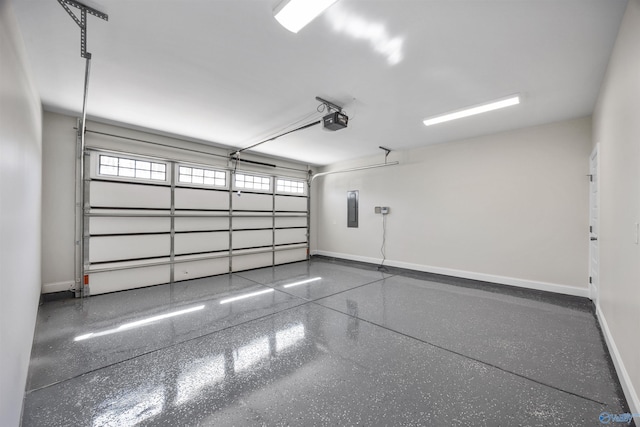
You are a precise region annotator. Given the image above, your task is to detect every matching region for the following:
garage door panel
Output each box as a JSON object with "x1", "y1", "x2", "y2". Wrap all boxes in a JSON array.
[
  {"x1": 175, "y1": 187, "x2": 229, "y2": 210},
  {"x1": 275, "y1": 248, "x2": 307, "y2": 265},
  {"x1": 275, "y1": 228, "x2": 307, "y2": 245},
  {"x1": 232, "y1": 252, "x2": 273, "y2": 272},
  {"x1": 90, "y1": 235, "x2": 170, "y2": 263},
  {"x1": 232, "y1": 193, "x2": 272, "y2": 211},
  {"x1": 174, "y1": 232, "x2": 229, "y2": 254},
  {"x1": 173, "y1": 257, "x2": 229, "y2": 281},
  {"x1": 90, "y1": 181, "x2": 170, "y2": 209},
  {"x1": 232, "y1": 217, "x2": 272, "y2": 230},
  {"x1": 89, "y1": 265, "x2": 171, "y2": 295},
  {"x1": 275, "y1": 195, "x2": 307, "y2": 212},
  {"x1": 232, "y1": 230, "x2": 272, "y2": 249},
  {"x1": 90, "y1": 217, "x2": 170, "y2": 235},
  {"x1": 275, "y1": 216, "x2": 306, "y2": 228},
  {"x1": 174, "y1": 216, "x2": 229, "y2": 232}
]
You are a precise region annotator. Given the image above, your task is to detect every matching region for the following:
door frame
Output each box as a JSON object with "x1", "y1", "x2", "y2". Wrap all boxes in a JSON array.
[{"x1": 588, "y1": 144, "x2": 600, "y2": 302}]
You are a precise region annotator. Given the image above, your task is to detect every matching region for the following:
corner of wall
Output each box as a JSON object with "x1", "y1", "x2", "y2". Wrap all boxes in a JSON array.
[
  {"x1": 590, "y1": 0, "x2": 640, "y2": 416},
  {"x1": 0, "y1": 1, "x2": 43, "y2": 425}
]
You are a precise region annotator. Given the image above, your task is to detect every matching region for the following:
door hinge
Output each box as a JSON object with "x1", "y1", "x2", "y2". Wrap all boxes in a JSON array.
[
  {"x1": 589, "y1": 276, "x2": 592, "y2": 284},
  {"x1": 590, "y1": 226, "x2": 593, "y2": 233},
  {"x1": 587, "y1": 174, "x2": 593, "y2": 182}
]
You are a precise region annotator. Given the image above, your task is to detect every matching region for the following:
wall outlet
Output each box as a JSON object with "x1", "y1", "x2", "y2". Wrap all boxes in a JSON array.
[
  {"x1": 374, "y1": 206, "x2": 381, "y2": 214},
  {"x1": 381, "y1": 207, "x2": 390, "y2": 215}
]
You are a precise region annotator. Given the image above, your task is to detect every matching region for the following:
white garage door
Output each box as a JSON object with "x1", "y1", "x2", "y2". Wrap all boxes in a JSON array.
[{"x1": 84, "y1": 150, "x2": 308, "y2": 295}]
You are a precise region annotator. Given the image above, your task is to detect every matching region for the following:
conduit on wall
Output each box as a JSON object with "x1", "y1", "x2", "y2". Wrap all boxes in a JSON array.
[{"x1": 310, "y1": 161, "x2": 400, "y2": 182}]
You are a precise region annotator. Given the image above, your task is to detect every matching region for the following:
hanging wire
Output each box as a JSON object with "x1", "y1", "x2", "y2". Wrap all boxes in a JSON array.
[{"x1": 378, "y1": 214, "x2": 388, "y2": 271}]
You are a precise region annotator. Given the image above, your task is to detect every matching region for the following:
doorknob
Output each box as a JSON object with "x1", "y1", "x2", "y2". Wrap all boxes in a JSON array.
[{"x1": 590, "y1": 237, "x2": 598, "y2": 241}]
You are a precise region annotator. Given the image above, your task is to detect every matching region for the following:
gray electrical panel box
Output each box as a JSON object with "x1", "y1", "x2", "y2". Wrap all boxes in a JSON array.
[{"x1": 347, "y1": 190, "x2": 359, "y2": 228}]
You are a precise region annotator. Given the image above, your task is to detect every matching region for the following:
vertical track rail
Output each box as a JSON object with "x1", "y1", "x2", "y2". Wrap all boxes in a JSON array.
[
  {"x1": 272, "y1": 181, "x2": 276, "y2": 266},
  {"x1": 74, "y1": 119, "x2": 82, "y2": 298},
  {"x1": 229, "y1": 171, "x2": 234, "y2": 273},
  {"x1": 170, "y1": 162, "x2": 176, "y2": 283},
  {"x1": 59, "y1": 0, "x2": 107, "y2": 297},
  {"x1": 307, "y1": 169, "x2": 311, "y2": 261},
  {"x1": 75, "y1": 56, "x2": 91, "y2": 298}
]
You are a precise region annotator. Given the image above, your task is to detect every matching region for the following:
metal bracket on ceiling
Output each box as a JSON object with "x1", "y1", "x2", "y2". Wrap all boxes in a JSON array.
[
  {"x1": 379, "y1": 146, "x2": 391, "y2": 163},
  {"x1": 57, "y1": 0, "x2": 108, "y2": 59},
  {"x1": 315, "y1": 96, "x2": 342, "y2": 113}
]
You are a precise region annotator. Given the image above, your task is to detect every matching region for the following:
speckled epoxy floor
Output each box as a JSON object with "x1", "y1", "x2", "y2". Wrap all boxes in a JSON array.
[{"x1": 22, "y1": 258, "x2": 633, "y2": 426}]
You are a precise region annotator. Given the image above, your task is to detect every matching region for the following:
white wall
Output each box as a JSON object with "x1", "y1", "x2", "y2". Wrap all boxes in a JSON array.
[
  {"x1": 313, "y1": 117, "x2": 592, "y2": 296},
  {"x1": 41, "y1": 113, "x2": 76, "y2": 292},
  {"x1": 592, "y1": 0, "x2": 640, "y2": 414},
  {"x1": 0, "y1": 0, "x2": 43, "y2": 425}
]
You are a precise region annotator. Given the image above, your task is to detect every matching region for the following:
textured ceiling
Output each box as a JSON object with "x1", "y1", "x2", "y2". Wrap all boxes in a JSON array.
[{"x1": 13, "y1": 0, "x2": 627, "y2": 165}]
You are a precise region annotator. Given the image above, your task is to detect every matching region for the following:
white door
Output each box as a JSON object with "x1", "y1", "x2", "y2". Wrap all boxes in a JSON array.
[{"x1": 589, "y1": 145, "x2": 599, "y2": 302}]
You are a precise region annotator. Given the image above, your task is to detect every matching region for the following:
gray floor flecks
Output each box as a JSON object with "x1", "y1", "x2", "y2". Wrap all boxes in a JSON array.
[{"x1": 22, "y1": 258, "x2": 633, "y2": 426}]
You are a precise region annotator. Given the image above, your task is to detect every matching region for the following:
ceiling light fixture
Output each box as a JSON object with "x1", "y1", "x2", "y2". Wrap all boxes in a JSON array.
[
  {"x1": 274, "y1": 0, "x2": 339, "y2": 33},
  {"x1": 423, "y1": 95, "x2": 521, "y2": 127}
]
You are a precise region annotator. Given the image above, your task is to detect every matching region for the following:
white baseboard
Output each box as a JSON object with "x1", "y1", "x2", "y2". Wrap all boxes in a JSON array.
[
  {"x1": 41, "y1": 280, "x2": 75, "y2": 294},
  {"x1": 312, "y1": 250, "x2": 590, "y2": 298},
  {"x1": 596, "y1": 304, "x2": 640, "y2": 416}
]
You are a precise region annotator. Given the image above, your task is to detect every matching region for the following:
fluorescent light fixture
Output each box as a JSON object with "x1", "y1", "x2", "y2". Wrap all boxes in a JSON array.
[
  {"x1": 283, "y1": 277, "x2": 322, "y2": 288},
  {"x1": 219, "y1": 288, "x2": 274, "y2": 305},
  {"x1": 274, "y1": 0, "x2": 339, "y2": 33},
  {"x1": 423, "y1": 95, "x2": 520, "y2": 127},
  {"x1": 74, "y1": 305, "x2": 205, "y2": 342}
]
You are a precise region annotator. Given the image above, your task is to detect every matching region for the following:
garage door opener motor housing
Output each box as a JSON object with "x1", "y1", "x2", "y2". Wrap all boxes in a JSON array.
[{"x1": 323, "y1": 111, "x2": 349, "y2": 131}]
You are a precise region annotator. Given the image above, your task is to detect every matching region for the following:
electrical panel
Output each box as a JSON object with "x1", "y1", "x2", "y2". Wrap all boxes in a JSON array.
[{"x1": 347, "y1": 191, "x2": 359, "y2": 228}]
